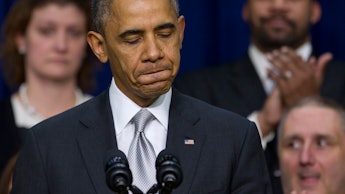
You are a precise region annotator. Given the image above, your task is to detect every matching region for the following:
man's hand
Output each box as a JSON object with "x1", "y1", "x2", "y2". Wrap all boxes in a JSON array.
[
  {"x1": 257, "y1": 88, "x2": 283, "y2": 138},
  {"x1": 266, "y1": 46, "x2": 332, "y2": 107}
]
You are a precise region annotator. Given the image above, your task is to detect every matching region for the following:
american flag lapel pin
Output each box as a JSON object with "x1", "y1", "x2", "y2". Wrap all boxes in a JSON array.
[{"x1": 184, "y1": 137, "x2": 195, "y2": 145}]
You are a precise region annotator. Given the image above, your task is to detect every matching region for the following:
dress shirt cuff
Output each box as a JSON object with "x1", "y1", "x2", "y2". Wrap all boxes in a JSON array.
[{"x1": 247, "y1": 111, "x2": 275, "y2": 150}]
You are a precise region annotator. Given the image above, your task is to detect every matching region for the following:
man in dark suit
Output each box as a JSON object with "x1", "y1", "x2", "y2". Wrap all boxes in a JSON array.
[
  {"x1": 10, "y1": 0, "x2": 272, "y2": 193},
  {"x1": 175, "y1": 0, "x2": 345, "y2": 194}
]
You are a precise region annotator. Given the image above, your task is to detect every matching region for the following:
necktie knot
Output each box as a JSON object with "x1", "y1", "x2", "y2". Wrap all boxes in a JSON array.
[{"x1": 132, "y1": 109, "x2": 154, "y2": 132}]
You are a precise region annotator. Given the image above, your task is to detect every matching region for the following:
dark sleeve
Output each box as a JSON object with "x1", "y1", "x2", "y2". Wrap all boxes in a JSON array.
[
  {"x1": 11, "y1": 129, "x2": 49, "y2": 194},
  {"x1": 231, "y1": 122, "x2": 273, "y2": 194}
]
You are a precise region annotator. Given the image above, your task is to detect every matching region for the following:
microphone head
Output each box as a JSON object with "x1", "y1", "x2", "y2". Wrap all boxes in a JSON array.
[
  {"x1": 104, "y1": 149, "x2": 133, "y2": 193},
  {"x1": 155, "y1": 150, "x2": 183, "y2": 191}
]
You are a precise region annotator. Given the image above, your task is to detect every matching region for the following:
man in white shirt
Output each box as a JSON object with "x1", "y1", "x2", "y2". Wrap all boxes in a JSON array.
[{"x1": 10, "y1": 0, "x2": 272, "y2": 193}]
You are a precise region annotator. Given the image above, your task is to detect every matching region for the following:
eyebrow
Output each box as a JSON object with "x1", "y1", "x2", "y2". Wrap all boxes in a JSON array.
[
  {"x1": 314, "y1": 134, "x2": 334, "y2": 140},
  {"x1": 118, "y1": 22, "x2": 176, "y2": 39},
  {"x1": 119, "y1": 29, "x2": 143, "y2": 39},
  {"x1": 283, "y1": 133, "x2": 335, "y2": 142},
  {"x1": 283, "y1": 134, "x2": 302, "y2": 142},
  {"x1": 154, "y1": 22, "x2": 176, "y2": 31}
]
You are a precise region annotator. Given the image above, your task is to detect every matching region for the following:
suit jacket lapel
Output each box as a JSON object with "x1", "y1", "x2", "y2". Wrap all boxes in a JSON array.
[
  {"x1": 76, "y1": 91, "x2": 117, "y2": 194},
  {"x1": 166, "y1": 89, "x2": 206, "y2": 191}
]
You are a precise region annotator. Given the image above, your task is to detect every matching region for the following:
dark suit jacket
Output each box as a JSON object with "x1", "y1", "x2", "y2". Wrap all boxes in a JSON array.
[
  {"x1": 0, "y1": 98, "x2": 26, "y2": 176},
  {"x1": 174, "y1": 55, "x2": 345, "y2": 194},
  {"x1": 11, "y1": 89, "x2": 272, "y2": 194}
]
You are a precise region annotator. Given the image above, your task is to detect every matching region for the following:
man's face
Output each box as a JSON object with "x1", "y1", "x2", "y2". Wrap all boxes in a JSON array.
[
  {"x1": 278, "y1": 106, "x2": 345, "y2": 194},
  {"x1": 243, "y1": 0, "x2": 320, "y2": 51},
  {"x1": 89, "y1": 0, "x2": 184, "y2": 107}
]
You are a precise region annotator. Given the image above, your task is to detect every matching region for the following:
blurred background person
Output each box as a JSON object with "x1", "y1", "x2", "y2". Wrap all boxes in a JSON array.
[
  {"x1": 174, "y1": 0, "x2": 345, "y2": 193},
  {"x1": 278, "y1": 97, "x2": 345, "y2": 194},
  {"x1": 0, "y1": 0, "x2": 98, "y2": 177}
]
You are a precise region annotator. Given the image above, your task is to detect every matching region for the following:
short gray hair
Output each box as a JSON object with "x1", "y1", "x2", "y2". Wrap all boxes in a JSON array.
[
  {"x1": 278, "y1": 96, "x2": 345, "y2": 140},
  {"x1": 90, "y1": 0, "x2": 180, "y2": 35}
]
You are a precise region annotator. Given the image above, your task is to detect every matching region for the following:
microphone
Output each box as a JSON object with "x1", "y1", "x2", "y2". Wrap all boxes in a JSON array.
[
  {"x1": 104, "y1": 149, "x2": 144, "y2": 194},
  {"x1": 148, "y1": 150, "x2": 183, "y2": 194}
]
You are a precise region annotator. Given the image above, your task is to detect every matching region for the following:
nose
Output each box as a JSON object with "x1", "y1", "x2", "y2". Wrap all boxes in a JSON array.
[
  {"x1": 273, "y1": 0, "x2": 285, "y2": 6},
  {"x1": 54, "y1": 31, "x2": 68, "y2": 52},
  {"x1": 269, "y1": 0, "x2": 288, "y2": 11},
  {"x1": 143, "y1": 36, "x2": 163, "y2": 62},
  {"x1": 299, "y1": 144, "x2": 315, "y2": 166}
]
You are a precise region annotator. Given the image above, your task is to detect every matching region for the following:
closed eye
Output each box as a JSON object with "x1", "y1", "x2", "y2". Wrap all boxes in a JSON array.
[
  {"x1": 157, "y1": 31, "x2": 172, "y2": 38},
  {"x1": 124, "y1": 38, "x2": 141, "y2": 45},
  {"x1": 155, "y1": 23, "x2": 175, "y2": 38},
  {"x1": 119, "y1": 29, "x2": 143, "y2": 45}
]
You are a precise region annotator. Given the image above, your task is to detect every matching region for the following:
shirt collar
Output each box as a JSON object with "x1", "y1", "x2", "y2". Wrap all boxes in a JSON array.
[
  {"x1": 109, "y1": 78, "x2": 171, "y2": 135},
  {"x1": 296, "y1": 42, "x2": 312, "y2": 61}
]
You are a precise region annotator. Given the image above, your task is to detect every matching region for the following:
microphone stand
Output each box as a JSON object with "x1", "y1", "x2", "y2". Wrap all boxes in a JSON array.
[
  {"x1": 146, "y1": 183, "x2": 174, "y2": 194},
  {"x1": 146, "y1": 184, "x2": 159, "y2": 194},
  {"x1": 130, "y1": 185, "x2": 144, "y2": 194}
]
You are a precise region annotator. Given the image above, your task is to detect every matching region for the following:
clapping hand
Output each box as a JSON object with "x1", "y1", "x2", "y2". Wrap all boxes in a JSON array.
[{"x1": 266, "y1": 46, "x2": 332, "y2": 107}]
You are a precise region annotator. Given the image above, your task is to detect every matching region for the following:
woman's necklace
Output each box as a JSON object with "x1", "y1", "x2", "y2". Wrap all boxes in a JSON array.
[
  {"x1": 18, "y1": 84, "x2": 43, "y2": 118},
  {"x1": 18, "y1": 84, "x2": 85, "y2": 119}
]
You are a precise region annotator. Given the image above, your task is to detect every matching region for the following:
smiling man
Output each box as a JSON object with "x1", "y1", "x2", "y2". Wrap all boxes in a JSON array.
[{"x1": 278, "y1": 97, "x2": 345, "y2": 194}]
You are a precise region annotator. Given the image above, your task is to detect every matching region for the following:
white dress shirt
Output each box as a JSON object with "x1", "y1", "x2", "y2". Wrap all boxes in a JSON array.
[
  {"x1": 247, "y1": 42, "x2": 312, "y2": 149},
  {"x1": 109, "y1": 78, "x2": 170, "y2": 157}
]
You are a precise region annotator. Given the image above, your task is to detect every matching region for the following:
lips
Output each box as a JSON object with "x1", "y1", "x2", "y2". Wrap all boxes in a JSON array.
[
  {"x1": 266, "y1": 18, "x2": 291, "y2": 29},
  {"x1": 298, "y1": 172, "x2": 320, "y2": 187},
  {"x1": 143, "y1": 67, "x2": 168, "y2": 77},
  {"x1": 50, "y1": 59, "x2": 69, "y2": 65},
  {"x1": 138, "y1": 67, "x2": 172, "y2": 85},
  {"x1": 263, "y1": 16, "x2": 292, "y2": 29},
  {"x1": 144, "y1": 68, "x2": 165, "y2": 75},
  {"x1": 140, "y1": 63, "x2": 172, "y2": 77},
  {"x1": 269, "y1": 19, "x2": 288, "y2": 28}
]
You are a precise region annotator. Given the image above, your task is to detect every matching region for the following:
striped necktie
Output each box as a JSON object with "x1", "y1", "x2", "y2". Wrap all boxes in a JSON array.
[{"x1": 128, "y1": 109, "x2": 156, "y2": 192}]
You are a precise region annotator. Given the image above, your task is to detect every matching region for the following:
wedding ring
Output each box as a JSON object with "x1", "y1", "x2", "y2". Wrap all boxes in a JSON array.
[{"x1": 284, "y1": 70, "x2": 292, "y2": 79}]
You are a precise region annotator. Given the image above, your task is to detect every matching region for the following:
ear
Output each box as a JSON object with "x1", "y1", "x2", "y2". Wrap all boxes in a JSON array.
[
  {"x1": 310, "y1": 1, "x2": 321, "y2": 24},
  {"x1": 177, "y1": 16, "x2": 185, "y2": 49},
  {"x1": 15, "y1": 33, "x2": 26, "y2": 54},
  {"x1": 242, "y1": 3, "x2": 249, "y2": 22},
  {"x1": 87, "y1": 31, "x2": 108, "y2": 63}
]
